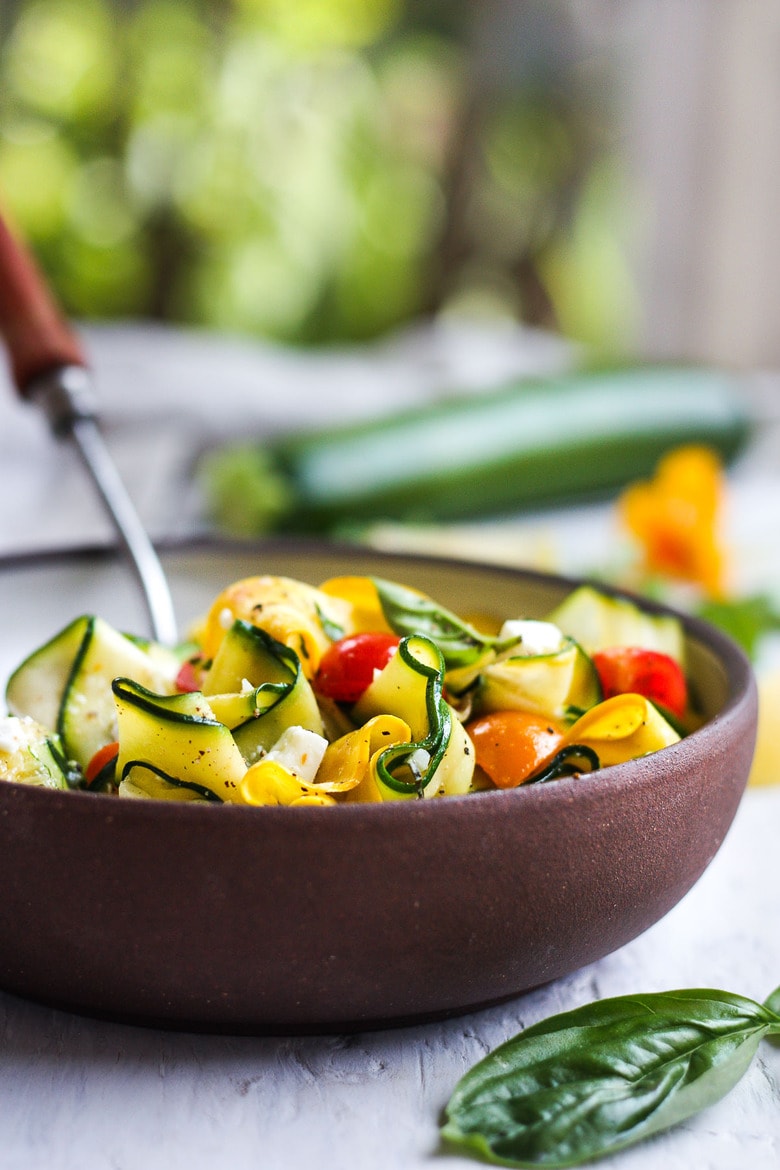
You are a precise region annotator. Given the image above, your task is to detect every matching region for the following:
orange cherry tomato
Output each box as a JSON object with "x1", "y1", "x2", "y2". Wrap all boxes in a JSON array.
[
  {"x1": 465, "y1": 711, "x2": 565, "y2": 789},
  {"x1": 591, "y1": 646, "x2": 687, "y2": 719},
  {"x1": 84, "y1": 741, "x2": 120, "y2": 787}
]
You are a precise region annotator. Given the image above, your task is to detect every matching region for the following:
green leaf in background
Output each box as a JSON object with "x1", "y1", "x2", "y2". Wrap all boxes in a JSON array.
[
  {"x1": 198, "y1": 445, "x2": 294, "y2": 537},
  {"x1": 695, "y1": 593, "x2": 780, "y2": 660},
  {"x1": 442, "y1": 987, "x2": 780, "y2": 1168},
  {"x1": 0, "y1": 1, "x2": 633, "y2": 347}
]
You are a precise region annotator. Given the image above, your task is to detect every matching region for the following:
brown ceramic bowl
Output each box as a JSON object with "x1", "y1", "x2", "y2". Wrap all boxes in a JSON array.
[{"x1": 0, "y1": 539, "x2": 757, "y2": 1034}]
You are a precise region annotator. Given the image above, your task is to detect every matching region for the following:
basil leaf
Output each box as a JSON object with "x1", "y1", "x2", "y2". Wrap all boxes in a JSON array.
[
  {"x1": 372, "y1": 577, "x2": 499, "y2": 668},
  {"x1": 442, "y1": 989, "x2": 780, "y2": 1168},
  {"x1": 694, "y1": 593, "x2": 780, "y2": 660},
  {"x1": 763, "y1": 983, "x2": 780, "y2": 1018},
  {"x1": 315, "y1": 603, "x2": 345, "y2": 643}
]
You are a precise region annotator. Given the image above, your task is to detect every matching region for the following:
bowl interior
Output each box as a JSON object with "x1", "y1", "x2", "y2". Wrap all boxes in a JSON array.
[{"x1": 0, "y1": 539, "x2": 736, "y2": 722}]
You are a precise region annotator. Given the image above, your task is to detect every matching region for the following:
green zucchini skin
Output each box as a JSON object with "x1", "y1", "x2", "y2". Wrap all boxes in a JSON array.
[
  {"x1": 202, "y1": 366, "x2": 751, "y2": 535},
  {"x1": 6, "y1": 615, "x2": 180, "y2": 770}
]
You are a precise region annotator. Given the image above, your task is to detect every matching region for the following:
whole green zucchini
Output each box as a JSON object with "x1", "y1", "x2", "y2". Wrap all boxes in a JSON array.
[{"x1": 199, "y1": 365, "x2": 751, "y2": 535}]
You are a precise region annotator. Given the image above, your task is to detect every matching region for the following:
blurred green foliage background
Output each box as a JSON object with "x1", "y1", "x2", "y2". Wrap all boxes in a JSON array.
[{"x1": 0, "y1": 0, "x2": 635, "y2": 349}]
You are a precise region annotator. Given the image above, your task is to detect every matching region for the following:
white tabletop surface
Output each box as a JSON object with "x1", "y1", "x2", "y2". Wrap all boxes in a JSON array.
[{"x1": 2, "y1": 321, "x2": 780, "y2": 1170}]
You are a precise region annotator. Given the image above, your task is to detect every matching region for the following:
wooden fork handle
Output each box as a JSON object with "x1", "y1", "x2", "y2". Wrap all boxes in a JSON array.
[{"x1": 0, "y1": 213, "x2": 87, "y2": 394}]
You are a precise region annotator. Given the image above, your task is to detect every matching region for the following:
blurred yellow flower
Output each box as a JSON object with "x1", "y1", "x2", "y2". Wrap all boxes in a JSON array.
[{"x1": 619, "y1": 445, "x2": 726, "y2": 598}]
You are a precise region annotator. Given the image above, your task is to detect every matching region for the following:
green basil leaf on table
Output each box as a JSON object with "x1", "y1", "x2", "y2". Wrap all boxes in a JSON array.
[{"x1": 442, "y1": 987, "x2": 780, "y2": 1168}]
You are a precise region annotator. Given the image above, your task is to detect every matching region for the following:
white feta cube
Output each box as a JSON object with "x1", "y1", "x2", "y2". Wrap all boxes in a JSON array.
[
  {"x1": 266, "y1": 726, "x2": 329, "y2": 783},
  {"x1": 499, "y1": 619, "x2": 565, "y2": 657}
]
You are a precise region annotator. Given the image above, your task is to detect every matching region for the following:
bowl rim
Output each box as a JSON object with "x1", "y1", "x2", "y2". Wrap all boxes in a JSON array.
[{"x1": 0, "y1": 534, "x2": 757, "y2": 822}]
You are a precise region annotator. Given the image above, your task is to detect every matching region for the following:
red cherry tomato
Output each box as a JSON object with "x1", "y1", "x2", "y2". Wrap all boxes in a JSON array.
[
  {"x1": 85, "y1": 741, "x2": 119, "y2": 787},
  {"x1": 466, "y1": 711, "x2": 565, "y2": 789},
  {"x1": 315, "y1": 633, "x2": 402, "y2": 703},
  {"x1": 175, "y1": 658, "x2": 205, "y2": 693},
  {"x1": 591, "y1": 646, "x2": 687, "y2": 719}
]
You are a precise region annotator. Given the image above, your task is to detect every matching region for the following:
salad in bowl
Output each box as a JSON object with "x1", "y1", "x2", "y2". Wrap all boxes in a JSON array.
[{"x1": 2, "y1": 570, "x2": 694, "y2": 807}]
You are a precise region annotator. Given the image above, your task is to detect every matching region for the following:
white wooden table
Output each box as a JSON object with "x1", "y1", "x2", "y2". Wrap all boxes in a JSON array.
[{"x1": 1, "y1": 322, "x2": 779, "y2": 1170}]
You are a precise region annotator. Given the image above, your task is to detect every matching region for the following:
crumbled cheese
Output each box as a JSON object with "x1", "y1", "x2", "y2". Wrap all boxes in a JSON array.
[
  {"x1": 0, "y1": 716, "x2": 34, "y2": 756},
  {"x1": 407, "y1": 748, "x2": 431, "y2": 777},
  {"x1": 499, "y1": 619, "x2": 564, "y2": 657},
  {"x1": 218, "y1": 606, "x2": 234, "y2": 630},
  {"x1": 266, "y1": 726, "x2": 328, "y2": 783}
]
